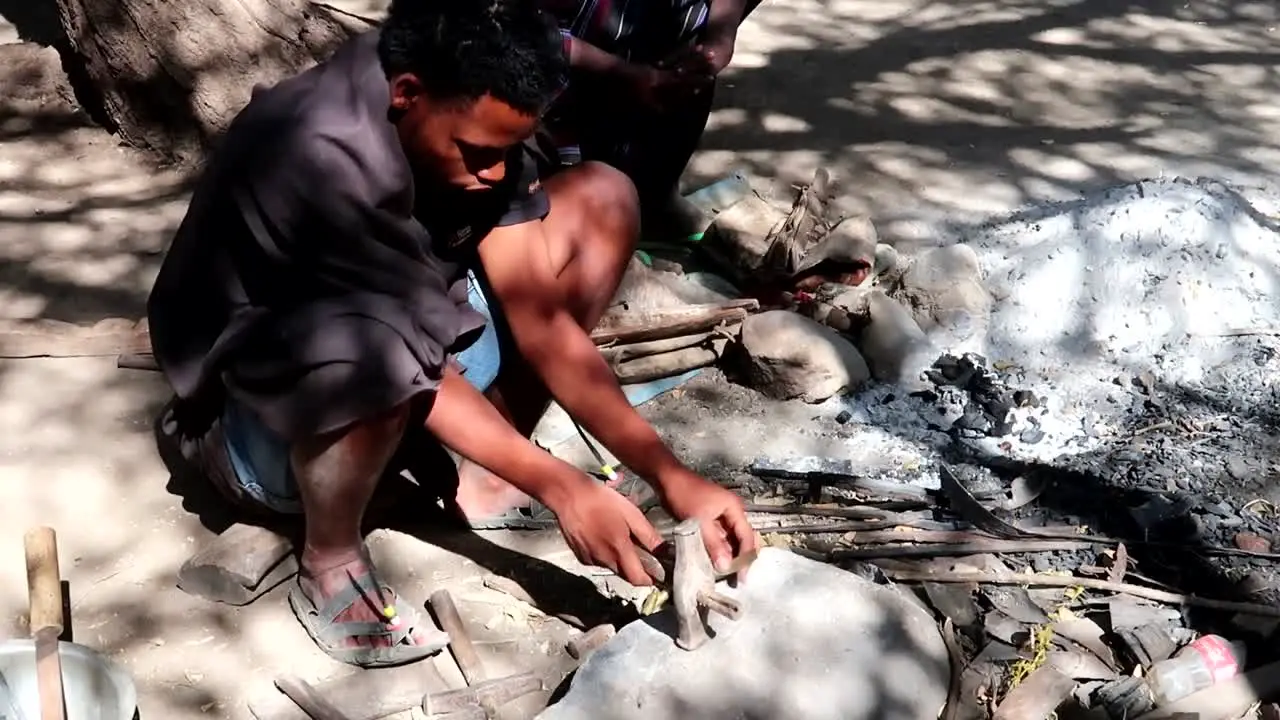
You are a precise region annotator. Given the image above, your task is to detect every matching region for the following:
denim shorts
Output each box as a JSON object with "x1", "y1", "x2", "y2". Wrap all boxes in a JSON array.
[{"x1": 221, "y1": 270, "x2": 503, "y2": 514}]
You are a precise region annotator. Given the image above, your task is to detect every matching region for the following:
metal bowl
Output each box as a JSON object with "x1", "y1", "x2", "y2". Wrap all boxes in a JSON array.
[{"x1": 0, "y1": 640, "x2": 137, "y2": 720}]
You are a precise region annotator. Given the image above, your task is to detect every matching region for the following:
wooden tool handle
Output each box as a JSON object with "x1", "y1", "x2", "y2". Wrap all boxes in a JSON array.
[
  {"x1": 429, "y1": 589, "x2": 486, "y2": 686},
  {"x1": 698, "y1": 591, "x2": 742, "y2": 620},
  {"x1": 25, "y1": 527, "x2": 65, "y2": 720},
  {"x1": 25, "y1": 527, "x2": 63, "y2": 638},
  {"x1": 274, "y1": 676, "x2": 354, "y2": 720}
]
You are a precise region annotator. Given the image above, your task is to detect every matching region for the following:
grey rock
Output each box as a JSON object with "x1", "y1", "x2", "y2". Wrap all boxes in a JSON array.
[
  {"x1": 732, "y1": 310, "x2": 872, "y2": 403},
  {"x1": 858, "y1": 290, "x2": 939, "y2": 389},
  {"x1": 538, "y1": 548, "x2": 951, "y2": 720},
  {"x1": 894, "y1": 244, "x2": 993, "y2": 343}
]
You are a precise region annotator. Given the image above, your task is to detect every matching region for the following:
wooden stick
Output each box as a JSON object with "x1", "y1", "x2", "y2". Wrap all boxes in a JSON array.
[
  {"x1": 273, "y1": 676, "x2": 354, "y2": 720},
  {"x1": 598, "y1": 330, "x2": 720, "y2": 363},
  {"x1": 596, "y1": 299, "x2": 758, "y2": 330},
  {"x1": 882, "y1": 569, "x2": 1280, "y2": 618},
  {"x1": 248, "y1": 662, "x2": 451, "y2": 720},
  {"x1": 744, "y1": 503, "x2": 894, "y2": 520},
  {"x1": 840, "y1": 529, "x2": 1010, "y2": 545},
  {"x1": 940, "y1": 619, "x2": 963, "y2": 720},
  {"x1": 754, "y1": 520, "x2": 964, "y2": 535},
  {"x1": 428, "y1": 589, "x2": 486, "y2": 686},
  {"x1": 591, "y1": 307, "x2": 749, "y2": 345},
  {"x1": 0, "y1": 318, "x2": 150, "y2": 358},
  {"x1": 612, "y1": 339, "x2": 729, "y2": 384},
  {"x1": 566, "y1": 624, "x2": 616, "y2": 661},
  {"x1": 831, "y1": 539, "x2": 1094, "y2": 559},
  {"x1": 117, "y1": 353, "x2": 160, "y2": 371},
  {"x1": 24, "y1": 527, "x2": 65, "y2": 720}
]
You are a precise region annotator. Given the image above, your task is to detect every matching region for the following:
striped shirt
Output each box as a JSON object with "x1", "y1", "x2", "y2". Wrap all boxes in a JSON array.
[{"x1": 543, "y1": 0, "x2": 710, "y2": 63}]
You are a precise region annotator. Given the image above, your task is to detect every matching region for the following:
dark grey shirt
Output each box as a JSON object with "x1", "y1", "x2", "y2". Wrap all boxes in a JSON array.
[{"x1": 147, "y1": 30, "x2": 549, "y2": 438}]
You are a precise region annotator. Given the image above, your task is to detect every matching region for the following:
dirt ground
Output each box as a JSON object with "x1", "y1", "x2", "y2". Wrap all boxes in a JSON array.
[{"x1": 1, "y1": 0, "x2": 1279, "y2": 718}]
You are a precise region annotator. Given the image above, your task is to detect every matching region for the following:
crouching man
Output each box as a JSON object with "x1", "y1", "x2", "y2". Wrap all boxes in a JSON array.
[{"x1": 147, "y1": 0, "x2": 757, "y2": 668}]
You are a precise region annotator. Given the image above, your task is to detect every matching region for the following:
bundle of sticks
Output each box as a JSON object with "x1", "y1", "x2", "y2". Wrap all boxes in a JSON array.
[
  {"x1": 592, "y1": 299, "x2": 759, "y2": 384},
  {"x1": 0, "y1": 299, "x2": 763, "y2": 386}
]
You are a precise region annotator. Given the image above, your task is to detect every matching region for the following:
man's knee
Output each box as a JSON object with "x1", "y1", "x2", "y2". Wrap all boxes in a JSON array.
[{"x1": 552, "y1": 161, "x2": 641, "y2": 243}]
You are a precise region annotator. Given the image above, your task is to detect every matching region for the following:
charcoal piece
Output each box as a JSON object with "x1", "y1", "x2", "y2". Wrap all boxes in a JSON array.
[
  {"x1": 1093, "y1": 677, "x2": 1154, "y2": 720},
  {"x1": 1013, "y1": 389, "x2": 1038, "y2": 408}
]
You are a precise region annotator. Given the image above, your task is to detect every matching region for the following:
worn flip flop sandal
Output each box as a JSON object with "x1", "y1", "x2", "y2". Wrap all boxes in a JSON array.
[
  {"x1": 465, "y1": 502, "x2": 560, "y2": 531},
  {"x1": 288, "y1": 571, "x2": 449, "y2": 668}
]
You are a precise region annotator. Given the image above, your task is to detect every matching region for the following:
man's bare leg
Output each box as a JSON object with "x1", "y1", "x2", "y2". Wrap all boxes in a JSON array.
[
  {"x1": 293, "y1": 402, "x2": 433, "y2": 647},
  {"x1": 453, "y1": 162, "x2": 640, "y2": 520}
]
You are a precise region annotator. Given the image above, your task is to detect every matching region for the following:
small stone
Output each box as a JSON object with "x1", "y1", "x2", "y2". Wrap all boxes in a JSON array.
[
  {"x1": 1235, "y1": 532, "x2": 1271, "y2": 553},
  {"x1": 1226, "y1": 457, "x2": 1251, "y2": 481},
  {"x1": 857, "y1": 290, "x2": 939, "y2": 388},
  {"x1": 894, "y1": 245, "x2": 993, "y2": 342},
  {"x1": 1013, "y1": 389, "x2": 1037, "y2": 408},
  {"x1": 1133, "y1": 371, "x2": 1156, "y2": 394},
  {"x1": 835, "y1": 410, "x2": 852, "y2": 424},
  {"x1": 1204, "y1": 501, "x2": 1235, "y2": 518},
  {"x1": 730, "y1": 310, "x2": 872, "y2": 403}
]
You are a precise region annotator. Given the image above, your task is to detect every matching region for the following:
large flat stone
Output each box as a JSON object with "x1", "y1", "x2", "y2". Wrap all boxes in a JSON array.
[{"x1": 538, "y1": 548, "x2": 950, "y2": 720}]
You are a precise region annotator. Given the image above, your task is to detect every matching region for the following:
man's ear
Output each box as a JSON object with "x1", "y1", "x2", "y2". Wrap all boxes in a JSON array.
[{"x1": 388, "y1": 73, "x2": 425, "y2": 112}]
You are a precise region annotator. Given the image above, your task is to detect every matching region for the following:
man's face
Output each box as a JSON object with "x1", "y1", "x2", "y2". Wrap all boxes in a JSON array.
[{"x1": 389, "y1": 74, "x2": 539, "y2": 192}]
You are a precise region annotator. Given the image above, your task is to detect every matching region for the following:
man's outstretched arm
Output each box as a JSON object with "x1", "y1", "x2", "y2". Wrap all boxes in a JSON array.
[{"x1": 477, "y1": 216, "x2": 757, "y2": 569}]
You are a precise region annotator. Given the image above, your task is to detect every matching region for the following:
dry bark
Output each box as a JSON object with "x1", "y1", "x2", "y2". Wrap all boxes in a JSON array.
[{"x1": 51, "y1": 0, "x2": 374, "y2": 162}]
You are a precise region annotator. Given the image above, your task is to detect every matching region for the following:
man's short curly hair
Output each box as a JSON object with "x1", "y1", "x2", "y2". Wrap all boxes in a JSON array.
[{"x1": 377, "y1": 0, "x2": 568, "y2": 115}]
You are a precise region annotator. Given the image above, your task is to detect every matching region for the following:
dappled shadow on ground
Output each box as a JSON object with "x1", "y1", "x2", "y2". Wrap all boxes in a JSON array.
[
  {"x1": 2, "y1": 0, "x2": 1280, "y2": 716},
  {"x1": 698, "y1": 0, "x2": 1280, "y2": 242}
]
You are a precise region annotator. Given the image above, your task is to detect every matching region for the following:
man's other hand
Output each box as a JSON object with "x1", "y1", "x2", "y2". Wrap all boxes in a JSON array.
[
  {"x1": 619, "y1": 62, "x2": 700, "y2": 110},
  {"x1": 657, "y1": 470, "x2": 759, "y2": 578},
  {"x1": 549, "y1": 480, "x2": 665, "y2": 587}
]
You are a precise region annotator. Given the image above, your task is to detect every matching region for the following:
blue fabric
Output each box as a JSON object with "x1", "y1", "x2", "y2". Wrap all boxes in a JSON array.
[{"x1": 223, "y1": 271, "x2": 503, "y2": 514}]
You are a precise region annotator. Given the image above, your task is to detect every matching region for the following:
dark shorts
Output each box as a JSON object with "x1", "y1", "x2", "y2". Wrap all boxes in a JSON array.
[{"x1": 182, "y1": 270, "x2": 504, "y2": 514}]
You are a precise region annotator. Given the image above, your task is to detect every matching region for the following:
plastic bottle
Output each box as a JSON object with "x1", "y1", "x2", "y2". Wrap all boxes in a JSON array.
[{"x1": 1146, "y1": 634, "x2": 1246, "y2": 706}]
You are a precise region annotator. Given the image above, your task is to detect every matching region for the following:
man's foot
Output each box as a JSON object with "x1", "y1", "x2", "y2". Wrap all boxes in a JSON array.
[
  {"x1": 289, "y1": 549, "x2": 448, "y2": 667},
  {"x1": 453, "y1": 459, "x2": 533, "y2": 520},
  {"x1": 450, "y1": 459, "x2": 561, "y2": 530}
]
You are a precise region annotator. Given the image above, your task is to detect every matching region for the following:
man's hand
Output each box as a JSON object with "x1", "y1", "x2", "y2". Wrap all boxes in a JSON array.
[
  {"x1": 656, "y1": 468, "x2": 759, "y2": 577},
  {"x1": 547, "y1": 481, "x2": 666, "y2": 587},
  {"x1": 666, "y1": 24, "x2": 739, "y2": 83}
]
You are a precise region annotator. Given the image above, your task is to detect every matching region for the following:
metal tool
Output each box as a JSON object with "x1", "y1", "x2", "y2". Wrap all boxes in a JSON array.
[{"x1": 633, "y1": 519, "x2": 751, "y2": 650}]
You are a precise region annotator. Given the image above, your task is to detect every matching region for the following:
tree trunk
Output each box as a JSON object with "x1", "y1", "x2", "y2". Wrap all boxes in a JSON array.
[{"x1": 50, "y1": 0, "x2": 376, "y2": 164}]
